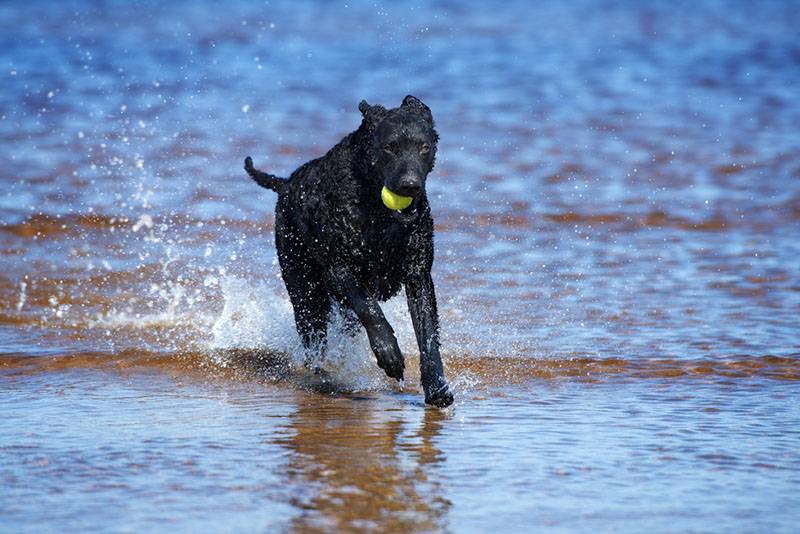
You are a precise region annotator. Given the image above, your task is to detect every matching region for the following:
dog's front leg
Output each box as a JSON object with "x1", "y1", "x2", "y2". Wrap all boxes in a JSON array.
[
  {"x1": 405, "y1": 272, "x2": 454, "y2": 408},
  {"x1": 329, "y1": 267, "x2": 405, "y2": 381}
]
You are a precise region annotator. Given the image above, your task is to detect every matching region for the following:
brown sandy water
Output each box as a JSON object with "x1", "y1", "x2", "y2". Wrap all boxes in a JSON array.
[{"x1": 2, "y1": 0, "x2": 800, "y2": 531}]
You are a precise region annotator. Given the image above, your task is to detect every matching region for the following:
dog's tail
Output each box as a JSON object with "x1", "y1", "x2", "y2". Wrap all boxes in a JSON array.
[{"x1": 244, "y1": 156, "x2": 287, "y2": 194}]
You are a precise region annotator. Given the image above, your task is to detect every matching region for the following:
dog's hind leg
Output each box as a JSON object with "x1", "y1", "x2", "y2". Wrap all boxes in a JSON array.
[
  {"x1": 290, "y1": 280, "x2": 330, "y2": 353},
  {"x1": 275, "y1": 222, "x2": 330, "y2": 369},
  {"x1": 284, "y1": 268, "x2": 330, "y2": 371}
]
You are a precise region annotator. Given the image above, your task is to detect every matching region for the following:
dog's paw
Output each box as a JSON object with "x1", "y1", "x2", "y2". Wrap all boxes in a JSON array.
[
  {"x1": 424, "y1": 380, "x2": 454, "y2": 408},
  {"x1": 370, "y1": 337, "x2": 405, "y2": 381}
]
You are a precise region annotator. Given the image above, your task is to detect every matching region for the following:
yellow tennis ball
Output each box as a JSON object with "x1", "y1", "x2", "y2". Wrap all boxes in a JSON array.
[{"x1": 381, "y1": 186, "x2": 413, "y2": 211}]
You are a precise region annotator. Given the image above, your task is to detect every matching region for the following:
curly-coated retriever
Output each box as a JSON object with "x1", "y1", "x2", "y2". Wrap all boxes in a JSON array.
[{"x1": 244, "y1": 95, "x2": 453, "y2": 407}]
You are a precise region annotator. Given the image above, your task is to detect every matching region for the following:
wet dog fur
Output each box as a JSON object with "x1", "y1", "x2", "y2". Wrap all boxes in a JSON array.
[{"x1": 244, "y1": 95, "x2": 453, "y2": 407}]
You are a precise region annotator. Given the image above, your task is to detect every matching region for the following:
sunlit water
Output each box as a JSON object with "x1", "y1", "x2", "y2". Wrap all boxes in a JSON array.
[{"x1": 2, "y1": 0, "x2": 799, "y2": 531}]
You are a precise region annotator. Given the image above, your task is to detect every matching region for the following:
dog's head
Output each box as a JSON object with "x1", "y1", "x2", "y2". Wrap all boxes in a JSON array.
[{"x1": 359, "y1": 95, "x2": 439, "y2": 222}]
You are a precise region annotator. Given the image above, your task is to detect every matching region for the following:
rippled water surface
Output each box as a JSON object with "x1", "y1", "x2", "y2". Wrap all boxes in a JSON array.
[{"x1": 2, "y1": 0, "x2": 800, "y2": 531}]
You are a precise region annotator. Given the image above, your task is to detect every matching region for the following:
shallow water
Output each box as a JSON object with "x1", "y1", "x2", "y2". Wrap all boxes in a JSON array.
[{"x1": 2, "y1": 0, "x2": 800, "y2": 531}]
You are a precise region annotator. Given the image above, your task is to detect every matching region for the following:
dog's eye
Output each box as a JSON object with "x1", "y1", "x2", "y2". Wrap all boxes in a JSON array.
[
  {"x1": 420, "y1": 143, "x2": 430, "y2": 154},
  {"x1": 382, "y1": 143, "x2": 394, "y2": 155}
]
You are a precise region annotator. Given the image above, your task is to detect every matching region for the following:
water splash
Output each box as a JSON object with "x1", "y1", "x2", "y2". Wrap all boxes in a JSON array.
[
  {"x1": 16, "y1": 281, "x2": 27, "y2": 313},
  {"x1": 207, "y1": 275, "x2": 421, "y2": 391},
  {"x1": 209, "y1": 276, "x2": 297, "y2": 352}
]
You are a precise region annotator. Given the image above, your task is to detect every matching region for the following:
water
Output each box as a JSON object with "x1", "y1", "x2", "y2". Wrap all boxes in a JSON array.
[{"x1": 2, "y1": 0, "x2": 799, "y2": 531}]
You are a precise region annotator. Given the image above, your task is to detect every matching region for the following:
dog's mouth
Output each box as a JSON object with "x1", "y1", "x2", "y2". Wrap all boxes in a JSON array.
[
  {"x1": 381, "y1": 184, "x2": 423, "y2": 223},
  {"x1": 387, "y1": 193, "x2": 421, "y2": 223}
]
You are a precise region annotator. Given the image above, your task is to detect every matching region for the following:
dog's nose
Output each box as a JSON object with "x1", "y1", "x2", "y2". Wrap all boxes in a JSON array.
[{"x1": 394, "y1": 178, "x2": 422, "y2": 198}]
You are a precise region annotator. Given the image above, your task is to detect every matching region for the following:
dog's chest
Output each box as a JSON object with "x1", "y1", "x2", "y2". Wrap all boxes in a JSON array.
[{"x1": 358, "y1": 221, "x2": 412, "y2": 299}]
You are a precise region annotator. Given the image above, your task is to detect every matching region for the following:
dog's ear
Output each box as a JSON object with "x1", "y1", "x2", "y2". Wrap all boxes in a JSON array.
[
  {"x1": 359, "y1": 100, "x2": 387, "y2": 126},
  {"x1": 401, "y1": 95, "x2": 433, "y2": 123},
  {"x1": 401, "y1": 95, "x2": 424, "y2": 108}
]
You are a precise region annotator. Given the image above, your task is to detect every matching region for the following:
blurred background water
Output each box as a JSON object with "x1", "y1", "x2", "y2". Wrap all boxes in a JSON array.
[{"x1": 1, "y1": 0, "x2": 799, "y2": 532}]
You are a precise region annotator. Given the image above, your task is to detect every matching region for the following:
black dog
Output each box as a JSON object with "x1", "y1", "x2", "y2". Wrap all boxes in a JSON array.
[{"x1": 244, "y1": 95, "x2": 453, "y2": 407}]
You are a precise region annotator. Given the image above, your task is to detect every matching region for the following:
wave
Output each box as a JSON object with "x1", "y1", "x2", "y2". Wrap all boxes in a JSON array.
[
  {"x1": 3, "y1": 350, "x2": 797, "y2": 390},
  {"x1": 0, "y1": 212, "x2": 275, "y2": 240}
]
